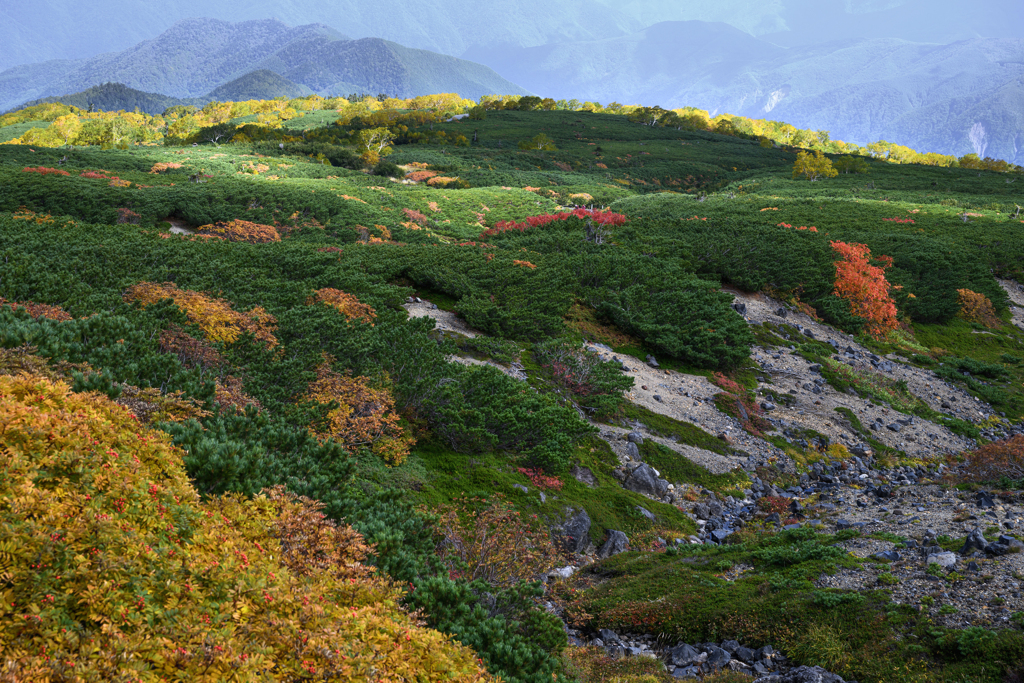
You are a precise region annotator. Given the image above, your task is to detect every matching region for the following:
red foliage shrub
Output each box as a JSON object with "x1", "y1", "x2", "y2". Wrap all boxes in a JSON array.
[
  {"x1": 831, "y1": 240, "x2": 899, "y2": 339},
  {"x1": 0, "y1": 298, "x2": 73, "y2": 322},
  {"x1": 516, "y1": 467, "x2": 563, "y2": 491},
  {"x1": 116, "y1": 208, "x2": 141, "y2": 224},
  {"x1": 23, "y1": 166, "x2": 69, "y2": 176},
  {"x1": 481, "y1": 208, "x2": 627, "y2": 237}
]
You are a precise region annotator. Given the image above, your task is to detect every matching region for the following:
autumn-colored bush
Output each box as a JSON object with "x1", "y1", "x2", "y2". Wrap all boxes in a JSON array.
[
  {"x1": 307, "y1": 288, "x2": 377, "y2": 324},
  {"x1": 403, "y1": 207, "x2": 430, "y2": 225},
  {"x1": 427, "y1": 175, "x2": 460, "y2": 186},
  {"x1": 0, "y1": 297, "x2": 72, "y2": 321},
  {"x1": 124, "y1": 282, "x2": 278, "y2": 347},
  {"x1": 304, "y1": 356, "x2": 412, "y2": 465},
  {"x1": 108, "y1": 177, "x2": 131, "y2": 188},
  {"x1": 433, "y1": 496, "x2": 561, "y2": 588},
  {"x1": 757, "y1": 496, "x2": 792, "y2": 515},
  {"x1": 831, "y1": 240, "x2": 899, "y2": 339},
  {"x1": 957, "y1": 288, "x2": 1001, "y2": 328},
  {"x1": 149, "y1": 162, "x2": 183, "y2": 173},
  {"x1": 711, "y1": 372, "x2": 769, "y2": 437},
  {"x1": 516, "y1": 468, "x2": 564, "y2": 491},
  {"x1": 954, "y1": 435, "x2": 1024, "y2": 483},
  {"x1": 213, "y1": 374, "x2": 264, "y2": 414},
  {"x1": 22, "y1": 166, "x2": 69, "y2": 176},
  {"x1": 79, "y1": 170, "x2": 115, "y2": 179},
  {"x1": 114, "y1": 207, "x2": 141, "y2": 224},
  {"x1": 406, "y1": 170, "x2": 438, "y2": 182},
  {"x1": 482, "y1": 208, "x2": 627, "y2": 237},
  {"x1": 112, "y1": 382, "x2": 212, "y2": 425},
  {"x1": 196, "y1": 219, "x2": 281, "y2": 243},
  {"x1": 158, "y1": 323, "x2": 225, "y2": 370},
  {"x1": 0, "y1": 374, "x2": 491, "y2": 682}
]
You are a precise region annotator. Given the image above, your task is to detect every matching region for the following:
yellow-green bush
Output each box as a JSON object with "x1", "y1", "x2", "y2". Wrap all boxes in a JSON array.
[{"x1": 0, "y1": 374, "x2": 491, "y2": 682}]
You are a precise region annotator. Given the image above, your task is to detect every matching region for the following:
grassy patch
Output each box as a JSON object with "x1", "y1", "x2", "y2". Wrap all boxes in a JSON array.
[
  {"x1": 638, "y1": 440, "x2": 748, "y2": 495},
  {"x1": 613, "y1": 402, "x2": 737, "y2": 456}
]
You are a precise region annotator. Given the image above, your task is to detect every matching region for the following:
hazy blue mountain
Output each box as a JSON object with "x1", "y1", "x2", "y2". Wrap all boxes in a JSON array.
[
  {"x1": 0, "y1": 18, "x2": 528, "y2": 113},
  {"x1": 3, "y1": 0, "x2": 1019, "y2": 72},
  {"x1": 467, "y1": 21, "x2": 1024, "y2": 163},
  {"x1": 17, "y1": 82, "x2": 203, "y2": 115},
  {"x1": 205, "y1": 70, "x2": 310, "y2": 102}
]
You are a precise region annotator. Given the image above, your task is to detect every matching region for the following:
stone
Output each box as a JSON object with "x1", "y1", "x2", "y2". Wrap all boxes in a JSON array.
[
  {"x1": 720, "y1": 640, "x2": 741, "y2": 654},
  {"x1": 622, "y1": 464, "x2": 661, "y2": 497},
  {"x1": 598, "y1": 530, "x2": 629, "y2": 559},
  {"x1": 598, "y1": 628, "x2": 621, "y2": 645},
  {"x1": 625, "y1": 441, "x2": 641, "y2": 460},
  {"x1": 977, "y1": 491, "x2": 996, "y2": 508},
  {"x1": 635, "y1": 505, "x2": 655, "y2": 521},
  {"x1": 627, "y1": 432, "x2": 645, "y2": 445},
  {"x1": 734, "y1": 646, "x2": 757, "y2": 663},
  {"x1": 513, "y1": 484, "x2": 529, "y2": 493},
  {"x1": 732, "y1": 302, "x2": 747, "y2": 315},
  {"x1": 873, "y1": 550, "x2": 901, "y2": 562},
  {"x1": 646, "y1": 355, "x2": 660, "y2": 368},
  {"x1": 925, "y1": 551, "x2": 957, "y2": 569},
  {"x1": 555, "y1": 509, "x2": 592, "y2": 554},
  {"x1": 548, "y1": 566, "x2": 575, "y2": 580},
  {"x1": 669, "y1": 643, "x2": 701, "y2": 667},
  {"x1": 755, "y1": 665, "x2": 846, "y2": 683},
  {"x1": 710, "y1": 528, "x2": 733, "y2": 544},
  {"x1": 704, "y1": 646, "x2": 730, "y2": 671},
  {"x1": 761, "y1": 401, "x2": 777, "y2": 411},
  {"x1": 959, "y1": 526, "x2": 988, "y2": 554},
  {"x1": 571, "y1": 465, "x2": 598, "y2": 488},
  {"x1": 775, "y1": 307, "x2": 788, "y2": 318}
]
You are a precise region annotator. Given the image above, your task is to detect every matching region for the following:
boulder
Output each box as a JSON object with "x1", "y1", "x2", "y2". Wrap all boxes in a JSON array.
[
  {"x1": 635, "y1": 505, "x2": 655, "y2": 521},
  {"x1": 959, "y1": 526, "x2": 988, "y2": 555},
  {"x1": 669, "y1": 643, "x2": 701, "y2": 667},
  {"x1": 755, "y1": 665, "x2": 846, "y2": 683},
  {"x1": 627, "y1": 431, "x2": 645, "y2": 445},
  {"x1": 554, "y1": 509, "x2": 592, "y2": 554},
  {"x1": 571, "y1": 465, "x2": 598, "y2": 488},
  {"x1": 925, "y1": 551, "x2": 957, "y2": 569},
  {"x1": 598, "y1": 530, "x2": 629, "y2": 559},
  {"x1": 625, "y1": 441, "x2": 641, "y2": 460},
  {"x1": 623, "y1": 464, "x2": 665, "y2": 498}
]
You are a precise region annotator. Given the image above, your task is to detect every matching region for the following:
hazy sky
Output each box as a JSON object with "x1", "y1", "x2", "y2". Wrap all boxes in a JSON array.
[{"x1": 2, "y1": 0, "x2": 1021, "y2": 72}]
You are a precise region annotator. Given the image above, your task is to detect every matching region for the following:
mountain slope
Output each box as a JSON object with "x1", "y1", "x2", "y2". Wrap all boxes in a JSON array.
[
  {"x1": 467, "y1": 22, "x2": 1024, "y2": 162},
  {"x1": 17, "y1": 82, "x2": 204, "y2": 115},
  {"x1": 2, "y1": 0, "x2": 1021, "y2": 72},
  {"x1": 206, "y1": 69, "x2": 310, "y2": 101},
  {"x1": 0, "y1": 18, "x2": 527, "y2": 113}
]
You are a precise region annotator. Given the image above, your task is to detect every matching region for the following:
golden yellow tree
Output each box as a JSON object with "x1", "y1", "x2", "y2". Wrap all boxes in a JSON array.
[{"x1": 793, "y1": 150, "x2": 838, "y2": 181}]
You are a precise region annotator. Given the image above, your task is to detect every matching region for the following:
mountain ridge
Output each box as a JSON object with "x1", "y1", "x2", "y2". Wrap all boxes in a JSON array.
[{"x1": 0, "y1": 18, "x2": 528, "y2": 113}]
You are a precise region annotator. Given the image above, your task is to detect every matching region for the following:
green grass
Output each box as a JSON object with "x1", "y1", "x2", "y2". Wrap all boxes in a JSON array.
[
  {"x1": 638, "y1": 440, "x2": 748, "y2": 495},
  {"x1": 0, "y1": 121, "x2": 49, "y2": 143},
  {"x1": 613, "y1": 402, "x2": 737, "y2": 456}
]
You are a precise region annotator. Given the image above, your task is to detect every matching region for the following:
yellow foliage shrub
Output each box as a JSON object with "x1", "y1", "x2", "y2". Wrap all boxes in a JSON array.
[
  {"x1": 0, "y1": 374, "x2": 491, "y2": 682},
  {"x1": 124, "y1": 282, "x2": 278, "y2": 348},
  {"x1": 307, "y1": 288, "x2": 377, "y2": 324},
  {"x1": 196, "y1": 219, "x2": 281, "y2": 243},
  {"x1": 956, "y1": 288, "x2": 1001, "y2": 328},
  {"x1": 304, "y1": 356, "x2": 413, "y2": 465}
]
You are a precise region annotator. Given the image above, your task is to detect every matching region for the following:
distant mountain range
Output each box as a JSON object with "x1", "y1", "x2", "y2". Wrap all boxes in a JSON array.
[
  {"x1": 2, "y1": 0, "x2": 1020, "y2": 72},
  {"x1": 466, "y1": 21, "x2": 1024, "y2": 163},
  {"x1": 0, "y1": 18, "x2": 527, "y2": 113}
]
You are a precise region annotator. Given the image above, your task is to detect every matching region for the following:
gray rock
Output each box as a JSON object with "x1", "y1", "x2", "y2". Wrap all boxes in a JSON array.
[
  {"x1": 670, "y1": 643, "x2": 701, "y2": 667},
  {"x1": 646, "y1": 355, "x2": 660, "y2": 368},
  {"x1": 710, "y1": 529, "x2": 733, "y2": 544},
  {"x1": 635, "y1": 505, "x2": 655, "y2": 521},
  {"x1": 556, "y1": 509, "x2": 592, "y2": 554},
  {"x1": 761, "y1": 401, "x2": 777, "y2": 411},
  {"x1": 732, "y1": 302, "x2": 747, "y2": 315},
  {"x1": 571, "y1": 465, "x2": 598, "y2": 488},
  {"x1": 598, "y1": 628, "x2": 621, "y2": 645},
  {"x1": 925, "y1": 551, "x2": 957, "y2": 568},
  {"x1": 627, "y1": 431, "x2": 644, "y2": 444},
  {"x1": 873, "y1": 550, "x2": 901, "y2": 562},
  {"x1": 704, "y1": 646, "x2": 730, "y2": 671},
  {"x1": 513, "y1": 484, "x2": 529, "y2": 494},
  {"x1": 625, "y1": 441, "x2": 641, "y2": 460},
  {"x1": 960, "y1": 526, "x2": 988, "y2": 554},
  {"x1": 622, "y1": 463, "x2": 661, "y2": 497},
  {"x1": 755, "y1": 666, "x2": 846, "y2": 683},
  {"x1": 598, "y1": 530, "x2": 630, "y2": 559},
  {"x1": 720, "y1": 640, "x2": 741, "y2": 653},
  {"x1": 734, "y1": 646, "x2": 757, "y2": 663}
]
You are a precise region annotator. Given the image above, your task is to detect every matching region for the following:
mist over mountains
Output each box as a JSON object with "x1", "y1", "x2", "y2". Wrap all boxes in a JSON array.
[{"x1": 0, "y1": 19, "x2": 526, "y2": 113}]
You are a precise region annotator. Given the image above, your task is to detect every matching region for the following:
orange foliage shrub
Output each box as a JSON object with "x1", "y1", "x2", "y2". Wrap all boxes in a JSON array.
[
  {"x1": 124, "y1": 282, "x2": 278, "y2": 347},
  {"x1": 22, "y1": 166, "x2": 69, "y2": 176},
  {"x1": 957, "y1": 288, "x2": 1001, "y2": 328},
  {"x1": 0, "y1": 297, "x2": 72, "y2": 321},
  {"x1": 433, "y1": 496, "x2": 561, "y2": 588},
  {"x1": 108, "y1": 177, "x2": 131, "y2": 188},
  {"x1": 306, "y1": 288, "x2": 377, "y2": 324},
  {"x1": 513, "y1": 260, "x2": 538, "y2": 269},
  {"x1": 426, "y1": 175, "x2": 460, "y2": 186},
  {"x1": 304, "y1": 357, "x2": 412, "y2": 465},
  {"x1": 831, "y1": 240, "x2": 899, "y2": 339},
  {"x1": 0, "y1": 374, "x2": 490, "y2": 682},
  {"x1": 159, "y1": 324, "x2": 226, "y2": 370},
  {"x1": 196, "y1": 219, "x2": 281, "y2": 243},
  {"x1": 116, "y1": 207, "x2": 141, "y2": 224},
  {"x1": 954, "y1": 435, "x2": 1024, "y2": 483},
  {"x1": 403, "y1": 207, "x2": 429, "y2": 225},
  {"x1": 406, "y1": 170, "x2": 438, "y2": 182},
  {"x1": 213, "y1": 375, "x2": 264, "y2": 414},
  {"x1": 149, "y1": 162, "x2": 183, "y2": 173}
]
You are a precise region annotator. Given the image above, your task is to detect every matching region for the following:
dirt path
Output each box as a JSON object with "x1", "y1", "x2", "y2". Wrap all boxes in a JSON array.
[{"x1": 998, "y1": 278, "x2": 1024, "y2": 331}]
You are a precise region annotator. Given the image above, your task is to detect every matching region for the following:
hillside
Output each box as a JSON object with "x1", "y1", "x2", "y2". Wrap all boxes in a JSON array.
[
  {"x1": 466, "y1": 22, "x2": 1024, "y2": 163},
  {"x1": 0, "y1": 18, "x2": 528, "y2": 113},
  {"x1": 206, "y1": 69, "x2": 310, "y2": 101},
  {"x1": 18, "y1": 82, "x2": 205, "y2": 116},
  {"x1": 1, "y1": 97, "x2": 1024, "y2": 682}
]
